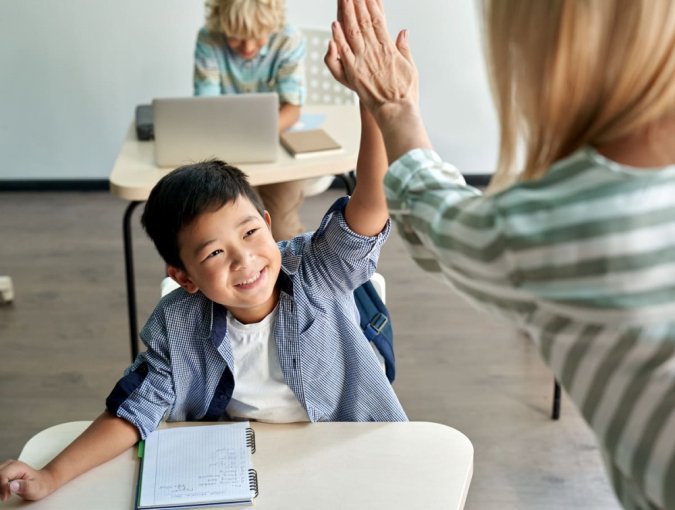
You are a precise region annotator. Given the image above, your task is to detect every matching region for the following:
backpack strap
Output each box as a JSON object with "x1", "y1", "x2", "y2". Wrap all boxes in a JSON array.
[{"x1": 354, "y1": 280, "x2": 396, "y2": 382}]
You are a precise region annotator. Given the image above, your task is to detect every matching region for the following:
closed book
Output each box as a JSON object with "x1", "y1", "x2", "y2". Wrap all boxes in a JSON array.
[{"x1": 280, "y1": 128, "x2": 343, "y2": 158}]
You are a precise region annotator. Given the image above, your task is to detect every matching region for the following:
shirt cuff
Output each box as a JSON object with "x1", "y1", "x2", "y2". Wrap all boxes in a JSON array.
[{"x1": 320, "y1": 199, "x2": 391, "y2": 262}]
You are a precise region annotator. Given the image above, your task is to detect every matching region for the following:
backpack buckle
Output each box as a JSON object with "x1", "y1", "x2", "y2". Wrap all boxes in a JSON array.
[{"x1": 368, "y1": 313, "x2": 389, "y2": 335}]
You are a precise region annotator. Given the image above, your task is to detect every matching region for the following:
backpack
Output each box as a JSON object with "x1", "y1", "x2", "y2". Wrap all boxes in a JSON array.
[{"x1": 354, "y1": 280, "x2": 396, "y2": 383}]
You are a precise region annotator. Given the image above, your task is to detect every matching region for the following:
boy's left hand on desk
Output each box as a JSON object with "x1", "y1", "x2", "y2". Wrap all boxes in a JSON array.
[{"x1": 0, "y1": 459, "x2": 56, "y2": 502}]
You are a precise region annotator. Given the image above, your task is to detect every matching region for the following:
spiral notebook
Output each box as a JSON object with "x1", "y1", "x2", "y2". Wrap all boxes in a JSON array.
[{"x1": 135, "y1": 422, "x2": 258, "y2": 509}]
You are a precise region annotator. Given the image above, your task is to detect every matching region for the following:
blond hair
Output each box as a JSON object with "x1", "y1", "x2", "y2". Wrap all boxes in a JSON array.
[
  {"x1": 481, "y1": 0, "x2": 675, "y2": 192},
  {"x1": 205, "y1": 0, "x2": 285, "y2": 38}
]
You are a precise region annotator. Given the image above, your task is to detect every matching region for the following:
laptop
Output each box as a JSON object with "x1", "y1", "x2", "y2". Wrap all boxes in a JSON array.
[{"x1": 152, "y1": 93, "x2": 279, "y2": 167}]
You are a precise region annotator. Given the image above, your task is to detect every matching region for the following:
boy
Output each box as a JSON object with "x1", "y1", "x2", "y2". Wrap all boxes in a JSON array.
[
  {"x1": 0, "y1": 104, "x2": 406, "y2": 503},
  {"x1": 195, "y1": 0, "x2": 307, "y2": 240}
]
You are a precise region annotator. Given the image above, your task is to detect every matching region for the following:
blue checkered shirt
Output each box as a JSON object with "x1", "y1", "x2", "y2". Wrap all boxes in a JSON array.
[
  {"x1": 106, "y1": 198, "x2": 407, "y2": 438},
  {"x1": 193, "y1": 25, "x2": 305, "y2": 106}
]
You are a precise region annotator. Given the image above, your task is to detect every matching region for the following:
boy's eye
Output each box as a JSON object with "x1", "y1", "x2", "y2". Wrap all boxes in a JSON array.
[
  {"x1": 206, "y1": 249, "x2": 224, "y2": 259},
  {"x1": 244, "y1": 228, "x2": 258, "y2": 238}
]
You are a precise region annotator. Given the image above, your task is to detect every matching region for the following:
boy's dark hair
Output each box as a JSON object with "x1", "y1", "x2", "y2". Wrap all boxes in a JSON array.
[{"x1": 141, "y1": 159, "x2": 265, "y2": 269}]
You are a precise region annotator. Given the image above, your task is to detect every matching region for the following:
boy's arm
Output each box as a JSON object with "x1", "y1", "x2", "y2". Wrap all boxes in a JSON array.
[
  {"x1": 0, "y1": 411, "x2": 139, "y2": 502},
  {"x1": 194, "y1": 29, "x2": 222, "y2": 97},
  {"x1": 279, "y1": 103, "x2": 301, "y2": 132},
  {"x1": 274, "y1": 27, "x2": 305, "y2": 128},
  {"x1": 343, "y1": 102, "x2": 389, "y2": 236}
]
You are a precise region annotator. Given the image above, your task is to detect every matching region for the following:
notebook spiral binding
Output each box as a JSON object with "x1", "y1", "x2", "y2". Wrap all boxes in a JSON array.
[
  {"x1": 245, "y1": 427, "x2": 256, "y2": 454},
  {"x1": 248, "y1": 469, "x2": 259, "y2": 498}
]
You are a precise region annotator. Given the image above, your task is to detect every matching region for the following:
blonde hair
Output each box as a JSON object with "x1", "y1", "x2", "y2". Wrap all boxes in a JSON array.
[
  {"x1": 481, "y1": 0, "x2": 675, "y2": 192},
  {"x1": 205, "y1": 0, "x2": 285, "y2": 39}
]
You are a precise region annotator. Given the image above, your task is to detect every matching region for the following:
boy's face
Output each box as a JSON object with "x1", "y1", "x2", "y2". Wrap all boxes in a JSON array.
[
  {"x1": 226, "y1": 34, "x2": 269, "y2": 60},
  {"x1": 169, "y1": 196, "x2": 281, "y2": 324}
]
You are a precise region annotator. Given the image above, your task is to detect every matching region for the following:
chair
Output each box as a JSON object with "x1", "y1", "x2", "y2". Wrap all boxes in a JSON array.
[
  {"x1": 161, "y1": 274, "x2": 384, "y2": 302},
  {"x1": 160, "y1": 273, "x2": 388, "y2": 372},
  {"x1": 300, "y1": 27, "x2": 357, "y2": 197}
]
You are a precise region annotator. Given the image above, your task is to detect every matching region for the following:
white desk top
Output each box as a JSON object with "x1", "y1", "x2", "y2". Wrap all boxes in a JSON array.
[
  {"x1": 6, "y1": 421, "x2": 473, "y2": 510},
  {"x1": 109, "y1": 105, "x2": 361, "y2": 202}
]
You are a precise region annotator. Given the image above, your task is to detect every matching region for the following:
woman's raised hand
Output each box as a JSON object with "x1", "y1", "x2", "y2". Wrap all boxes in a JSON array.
[{"x1": 324, "y1": 0, "x2": 418, "y2": 118}]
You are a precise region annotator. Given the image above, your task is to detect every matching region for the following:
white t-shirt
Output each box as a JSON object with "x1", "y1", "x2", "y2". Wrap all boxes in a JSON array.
[{"x1": 225, "y1": 306, "x2": 309, "y2": 423}]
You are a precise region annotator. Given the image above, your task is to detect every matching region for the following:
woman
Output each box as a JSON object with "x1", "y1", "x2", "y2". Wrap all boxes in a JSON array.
[{"x1": 325, "y1": 1, "x2": 675, "y2": 508}]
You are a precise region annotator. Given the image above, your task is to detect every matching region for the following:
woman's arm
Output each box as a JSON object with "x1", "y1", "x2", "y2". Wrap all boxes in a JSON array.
[{"x1": 0, "y1": 411, "x2": 139, "y2": 502}]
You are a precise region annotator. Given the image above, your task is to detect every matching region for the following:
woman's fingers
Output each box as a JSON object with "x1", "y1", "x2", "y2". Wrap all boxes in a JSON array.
[
  {"x1": 324, "y1": 39, "x2": 349, "y2": 89},
  {"x1": 338, "y1": 0, "x2": 365, "y2": 55},
  {"x1": 331, "y1": 20, "x2": 355, "y2": 71},
  {"x1": 330, "y1": 0, "x2": 418, "y2": 110},
  {"x1": 364, "y1": 0, "x2": 391, "y2": 47}
]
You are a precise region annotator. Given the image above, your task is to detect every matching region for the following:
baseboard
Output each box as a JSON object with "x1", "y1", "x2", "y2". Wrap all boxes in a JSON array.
[
  {"x1": 0, "y1": 175, "x2": 491, "y2": 193},
  {"x1": 465, "y1": 174, "x2": 491, "y2": 187},
  {"x1": 0, "y1": 180, "x2": 109, "y2": 192},
  {"x1": 329, "y1": 174, "x2": 491, "y2": 189}
]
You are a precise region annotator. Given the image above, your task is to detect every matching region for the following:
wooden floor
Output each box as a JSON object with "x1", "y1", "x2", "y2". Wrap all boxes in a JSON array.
[{"x1": 0, "y1": 190, "x2": 621, "y2": 509}]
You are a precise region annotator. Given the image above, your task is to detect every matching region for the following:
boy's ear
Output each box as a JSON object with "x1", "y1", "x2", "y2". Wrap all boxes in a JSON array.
[
  {"x1": 263, "y1": 210, "x2": 272, "y2": 230},
  {"x1": 167, "y1": 266, "x2": 199, "y2": 294}
]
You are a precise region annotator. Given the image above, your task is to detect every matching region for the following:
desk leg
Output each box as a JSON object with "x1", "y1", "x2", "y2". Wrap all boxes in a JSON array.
[
  {"x1": 123, "y1": 201, "x2": 143, "y2": 362},
  {"x1": 551, "y1": 379, "x2": 562, "y2": 420}
]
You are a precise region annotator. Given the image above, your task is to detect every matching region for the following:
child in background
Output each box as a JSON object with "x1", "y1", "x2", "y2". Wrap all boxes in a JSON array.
[
  {"x1": 325, "y1": 0, "x2": 675, "y2": 508},
  {"x1": 0, "y1": 103, "x2": 406, "y2": 503},
  {"x1": 195, "y1": 0, "x2": 307, "y2": 240}
]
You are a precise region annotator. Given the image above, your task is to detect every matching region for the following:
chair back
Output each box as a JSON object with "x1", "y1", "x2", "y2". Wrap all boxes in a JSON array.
[
  {"x1": 299, "y1": 27, "x2": 357, "y2": 197},
  {"x1": 302, "y1": 27, "x2": 356, "y2": 106}
]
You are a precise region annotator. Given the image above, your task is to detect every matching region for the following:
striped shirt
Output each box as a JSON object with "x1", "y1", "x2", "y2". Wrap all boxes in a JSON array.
[
  {"x1": 193, "y1": 25, "x2": 305, "y2": 105},
  {"x1": 385, "y1": 147, "x2": 675, "y2": 510},
  {"x1": 106, "y1": 198, "x2": 407, "y2": 440}
]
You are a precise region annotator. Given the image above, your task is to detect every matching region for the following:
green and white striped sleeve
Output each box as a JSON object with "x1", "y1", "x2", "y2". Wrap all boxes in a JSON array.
[{"x1": 384, "y1": 148, "x2": 535, "y2": 324}]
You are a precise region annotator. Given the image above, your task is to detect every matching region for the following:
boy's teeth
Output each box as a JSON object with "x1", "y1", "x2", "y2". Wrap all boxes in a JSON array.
[{"x1": 241, "y1": 271, "x2": 260, "y2": 285}]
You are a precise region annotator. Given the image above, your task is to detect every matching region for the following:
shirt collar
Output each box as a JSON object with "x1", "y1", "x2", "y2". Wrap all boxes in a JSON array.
[{"x1": 225, "y1": 35, "x2": 271, "y2": 64}]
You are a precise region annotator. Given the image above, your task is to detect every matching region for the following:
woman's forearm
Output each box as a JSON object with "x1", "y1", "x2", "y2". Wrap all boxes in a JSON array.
[{"x1": 374, "y1": 101, "x2": 433, "y2": 164}]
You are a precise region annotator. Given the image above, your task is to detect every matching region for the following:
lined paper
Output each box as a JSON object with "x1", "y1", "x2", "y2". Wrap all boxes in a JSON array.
[{"x1": 138, "y1": 422, "x2": 253, "y2": 508}]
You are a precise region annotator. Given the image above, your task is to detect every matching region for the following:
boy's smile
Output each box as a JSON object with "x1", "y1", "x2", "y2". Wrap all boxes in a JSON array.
[{"x1": 169, "y1": 196, "x2": 281, "y2": 324}]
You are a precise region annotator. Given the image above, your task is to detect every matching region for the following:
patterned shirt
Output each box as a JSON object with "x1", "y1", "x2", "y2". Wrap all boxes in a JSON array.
[
  {"x1": 193, "y1": 25, "x2": 305, "y2": 105},
  {"x1": 385, "y1": 147, "x2": 675, "y2": 510},
  {"x1": 106, "y1": 198, "x2": 407, "y2": 440}
]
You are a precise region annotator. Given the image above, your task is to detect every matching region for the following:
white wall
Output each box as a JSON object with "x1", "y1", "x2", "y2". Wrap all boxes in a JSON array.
[{"x1": 0, "y1": 0, "x2": 497, "y2": 180}]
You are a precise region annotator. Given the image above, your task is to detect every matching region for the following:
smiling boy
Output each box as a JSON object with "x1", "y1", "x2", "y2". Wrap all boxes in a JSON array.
[{"x1": 0, "y1": 104, "x2": 406, "y2": 503}]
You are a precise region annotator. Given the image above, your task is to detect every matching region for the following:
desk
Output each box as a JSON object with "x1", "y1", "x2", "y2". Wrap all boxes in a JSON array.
[
  {"x1": 110, "y1": 105, "x2": 360, "y2": 360},
  {"x1": 5, "y1": 421, "x2": 473, "y2": 510}
]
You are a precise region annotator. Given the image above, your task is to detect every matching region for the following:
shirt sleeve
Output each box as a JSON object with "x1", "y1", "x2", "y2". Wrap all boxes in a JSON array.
[
  {"x1": 291, "y1": 196, "x2": 390, "y2": 295},
  {"x1": 193, "y1": 27, "x2": 223, "y2": 97},
  {"x1": 105, "y1": 306, "x2": 176, "y2": 439},
  {"x1": 273, "y1": 26, "x2": 306, "y2": 106},
  {"x1": 384, "y1": 148, "x2": 531, "y2": 323}
]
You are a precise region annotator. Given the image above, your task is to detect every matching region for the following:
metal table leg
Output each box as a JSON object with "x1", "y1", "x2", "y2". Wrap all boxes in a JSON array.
[
  {"x1": 551, "y1": 379, "x2": 562, "y2": 420},
  {"x1": 123, "y1": 201, "x2": 143, "y2": 362}
]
